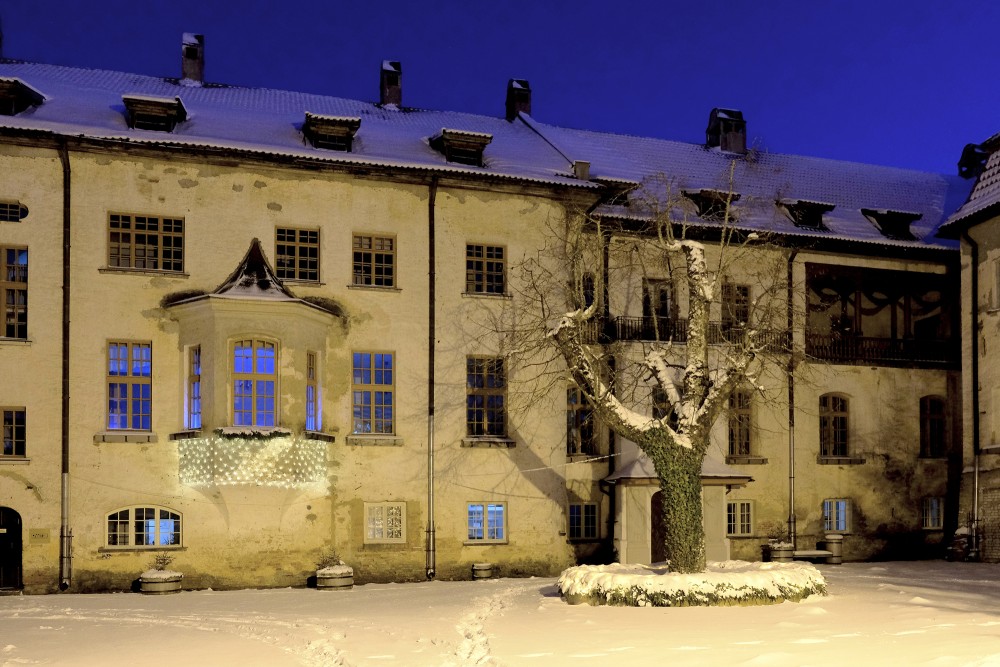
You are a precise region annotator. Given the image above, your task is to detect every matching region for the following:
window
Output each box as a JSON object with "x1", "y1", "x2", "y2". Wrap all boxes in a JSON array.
[
  {"x1": 722, "y1": 283, "x2": 750, "y2": 333},
  {"x1": 2, "y1": 408, "x2": 25, "y2": 457},
  {"x1": 683, "y1": 189, "x2": 740, "y2": 222},
  {"x1": 364, "y1": 501, "x2": 406, "y2": 543},
  {"x1": 233, "y1": 339, "x2": 276, "y2": 427},
  {"x1": 467, "y1": 357, "x2": 506, "y2": 437},
  {"x1": 652, "y1": 386, "x2": 679, "y2": 429},
  {"x1": 466, "y1": 244, "x2": 505, "y2": 295},
  {"x1": 728, "y1": 389, "x2": 752, "y2": 457},
  {"x1": 467, "y1": 502, "x2": 506, "y2": 542},
  {"x1": 1, "y1": 246, "x2": 27, "y2": 339},
  {"x1": 726, "y1": 500, "x2": 753, "y2": 536},
  {"x1": 187, "y1": 346, "x2": 201, "y2": 430},
  {"x1": 922, "y1": 497, "x2": 944, "y2": 530},
  {"x1": 819, "y1": 393, "x2": 849, "y2": 457},
  {"x1": 275, "y1": 228, "x2": 319, "y2": 282},
  {"x1": 920, "y1": 396, "x2": 946, "y2": 458},
  {"x1": 353, "y1": 235, "x2": 395, "y2": 288},
  {"x1": 106, "y1": 506, "x2": 181, "y2": 548},
  {"x1": 642, "y1": 279, "x2": 673, "y2": 320},
  {"x1": 107, "y1": 341, "x2": 152, "y2": 431},
  {"x1": 0, "y1": 201, "x2": 28, "y2": 222},
  {"x1": 108, "y1": 213, "x2": 184, "y2": 272},
  {"x1": 306, "y1": 351, "x2": 320, "y2": 432},
  {"x1": 823, "y1": 498, "x2": 851, "y2": 533},
  {"x1": 352, "y1": 352, "x2": 394, "y2": 434},
  {"x1": 568, "y1": 503, "x2": 598, "y2": 540},
  {"x1": 566, "y1": 386, "x2": 596, "y2": 456}
]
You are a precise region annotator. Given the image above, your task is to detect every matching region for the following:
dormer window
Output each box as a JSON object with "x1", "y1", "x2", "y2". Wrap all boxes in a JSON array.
[
  {"x1": 0, "y1": 78, "x2": 45, "y2": 116},
  {"x1": 683, "y1": 188, "x2": 740, "y2": 222},
  {"x1": 430, "y1": 129, "x2": 492, "y2": 167},
  {"x1": 778, "y1": 199, "x2": 835, "y2": 230},
  {"x1": 122, "y1": 94, "x2": 187, "y2": 132},
  {"x1": 861, "y1": 208, "x2": 921, "y2": 241},
  {"x1": 303, "y1": 113, "x2": 361, "y2": 152},
  {"x1": 0, "y1": 201, "x2": 28, "y2": 222}
]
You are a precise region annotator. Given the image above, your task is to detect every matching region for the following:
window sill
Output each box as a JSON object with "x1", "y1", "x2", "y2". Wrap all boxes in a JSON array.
[
  {"x1": 347, "y1": 284, "x2": 400, "y2": 292},
  {"x1": 463, "y1": 540, "x2": 509, "y2": 546},
  {"x1": 169, "y1": 430, "x2": 201, "y2": 441},
  {"x1": 726, "y1": 455, "x2": 768, "y2": 465},
  {"x1": 462, "y1": 291, "x2": 511, "y2": 299},
  {"x1": 98, "y1": 267, "x2": 189, "y2": 278},
  {"x1": 0, "y1": 337, "x2": 31, "y2": 346},
  {"x1": 918, "y1": 455, "x2": 947, "y2": 461},
  {"x1": 566, "y1": 537, "x2": 602, "y2": 544},
  {"x1": 346, "y1": 435, "x2": 402, "y2": 447},
  {"x1": 362, "y1": 539, "x2": 406, "y2": 546},
  {"x1": 817, "y1": 456, "x2": 865, "y2": 465},
  {"x1": 304, "y1": 430, "x2": 336, "y2": 443},
  {"x1": 0, "y1": 457, "x2": 29, "y2": 465},
  {"x1": 462, "y1": 437, "x2": 515, "y2": 448},
  {"x1": 94, "y1": 432, "x2": 157, "y2": 444},
  {"x1": 98, "y1": 546, "x2": 186, "y2": 553}
]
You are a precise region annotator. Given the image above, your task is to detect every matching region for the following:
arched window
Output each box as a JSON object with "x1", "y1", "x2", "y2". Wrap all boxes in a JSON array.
[
  {"x1": 819, "y1": 393, "x2": 849, "y2": 457},
  {"x1": 232, "y1": 339, "x2": 277, "y2": 427},
  {"x1": 106, "y1": 506, "x2": 182, "y2": 548},
  {"x1": 919, "y1": 396, "x2": 946, "y2": 458}
]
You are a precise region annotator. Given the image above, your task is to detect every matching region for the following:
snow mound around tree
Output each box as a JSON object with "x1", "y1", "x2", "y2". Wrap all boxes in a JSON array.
[{"x1": 558, "y1": 560, "x2": 827, "y2": 607}]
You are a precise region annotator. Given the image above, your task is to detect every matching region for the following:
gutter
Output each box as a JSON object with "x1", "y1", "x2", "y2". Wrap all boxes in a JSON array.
[
  {"x1": 58, "y1": 139, "x2": 72, "y2": 590},
  {"x1": 425, "y1": 176, "x2": 438, "y2": 580},
  {"x1": 960, "y1": 228, "x2": 981, "y2": 559}
]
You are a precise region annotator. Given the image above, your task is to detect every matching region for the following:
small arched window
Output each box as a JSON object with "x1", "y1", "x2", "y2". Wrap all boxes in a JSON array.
[
  {"x1": 819, "y1": 393, "x2": 849, "y2": 457},
  {"x1": 106, "y1": 506, "x2": 181, "y2": 548}
]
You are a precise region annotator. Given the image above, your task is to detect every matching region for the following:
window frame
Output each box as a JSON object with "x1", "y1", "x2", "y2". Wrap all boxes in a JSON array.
[
  {"x1": 726, "y1": 499, "x2": 754, "y2": 537},
  {"x1": 352, "y1": 234, "x2": 396, "y2": 288},
  {"x1": 107, "y1": 340, "x2": 152, "y2": 431},
  {"x1": 922, "y1": 497, "x2": 944, "y2": 530},
  {"x1": 568, "y1": 502, "x2": 598, "y2": 540},
  {"x1": 823, "y1": 498, "x2": 851, "y2": 533},
  {"x1": 722, "y1": 282, "x2": 751, "y2": 333},
  {"x1": 466, "y1": 356, "x2": 506, "y2": 438},
  {"x1": 187, "y1": 345, "x2": 201, "y2": 430},
  {"x1": 352, "y1": 351, "x2": 394, "y2": 434},
  {"x1": 919, "y1": 395, "x2": 947, "y2": 458},
  {"x1": 107, "y1": 212, "x2": 184, "y2": 273},
  {"x1": 1, "y1": 245, "x2": 27, "y2": 340},
  {"x1": 275, "y1": 227, "x2": 320, "y2": 282},
  {"x1": 105, "y1": 505, "x2": 182, "y2": 549},
  {"x1": 466, "y1": 501, "x2": 507, "y2": 543},
  {"x1": 819, "y1": 393, "x2": 850, "y2": 458},
  {"x1": 728, "y1": 388, "x2": 753, "y2": 457},
  {"x1": 2, "y1": 407, "x2": 26, "y2": 458},
  {"x1": 364, "y1": 501, "x2": 406, "y2": 544},
  {"x1": 465, "y1": 244, "x2": 506, "y2": 295},
  {"x1": 566, "y1": 386, "x2": 597, "y2": 456},
  {"x1": 232, "y1": 338, "x2": 278, "y2": 428}
]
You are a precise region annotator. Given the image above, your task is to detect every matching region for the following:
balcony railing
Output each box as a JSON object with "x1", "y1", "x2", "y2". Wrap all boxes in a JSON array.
[
  {"x1": 805, "y1": 333, "x2": 958, "y2": 367},
  {"x1": 612, "y1": 316, "x2": 790, "y2": 351}
]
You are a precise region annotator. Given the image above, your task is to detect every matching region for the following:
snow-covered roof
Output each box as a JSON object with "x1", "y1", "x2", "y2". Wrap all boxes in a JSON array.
[
  {"x1": 939, "y1": 148, "x2": 1000, "y2": 234},
  {"x1": 604, "y1": 454, "x2": 751, "y2": 486}
]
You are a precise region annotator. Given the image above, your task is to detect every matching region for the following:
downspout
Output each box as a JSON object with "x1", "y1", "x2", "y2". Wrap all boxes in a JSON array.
[
  {"x1": 786, "y1": 249, "x2": 799, "y2": 548},
  {"x1": 961, "y1": 228, "x2": 981, "y2": 558},
  {"x1": 425, "y1": 176, "x2": 439, "y2": 579},
  {"x1": 58, "y1": 140, "x2": 72, "y2": 590}
]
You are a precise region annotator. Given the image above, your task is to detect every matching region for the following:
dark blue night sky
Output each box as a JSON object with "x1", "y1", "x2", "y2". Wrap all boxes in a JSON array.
[{"x1": 2, "y1": 0, "x2": 996, "y2": 174}]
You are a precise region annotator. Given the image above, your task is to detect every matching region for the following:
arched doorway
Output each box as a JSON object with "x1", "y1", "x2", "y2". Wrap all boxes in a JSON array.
[
  {"x1": 650, "y1": 491, "x2": 665, "y2": 563},
  {"x1": 0, "y1": 507, "x2": 22, "y2": 589}
]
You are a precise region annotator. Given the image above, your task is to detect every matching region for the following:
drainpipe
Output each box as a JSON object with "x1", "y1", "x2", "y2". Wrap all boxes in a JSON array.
[
  {"x1": 58, "y1": 140, "x2": 72, "y2": 590},
  {"x1": 425, "y1": 176, "x2": 438, "y2": 579},
  {"x1": 961, "y1": 228, "x2": 981, "y2": 559},
  {"x1": 786, "y1": 249, "x2": 799, "y2": 548}
]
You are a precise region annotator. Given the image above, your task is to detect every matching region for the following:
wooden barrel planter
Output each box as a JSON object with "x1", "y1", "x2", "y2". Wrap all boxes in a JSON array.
[
  {"x1": 316, "y1": 565, "x2": 354, "y2": 590},
  {"x1": 472, "y1": 562, "x2": 494, "y2": 580},
  {"x1": 139, "y1": 571, "x2": 183, "y2": 595}
]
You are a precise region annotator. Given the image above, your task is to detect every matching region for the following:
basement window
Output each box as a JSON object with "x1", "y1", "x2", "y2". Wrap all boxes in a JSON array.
[
  {"x1": 430, "y1": 128, "x2": 492, "y2": 167},
  {"x1": 303, "y1": 112, "x2": 361, "y2": 152},
  {"x1": 861, "y1": 208, "x2": 921, "y2": 241},
  {"x1": 0, "y1": 78, "x2": 45, "y2": 116},
  {"x1": 683, "y1": 189, "x2": 740, "y2": 222},
  {"x1": 778, "y1": 199, "x2": 835, "y2": 230},
  {"x1": 122, "y1": 94, "x2": 187, "y2": 132}
]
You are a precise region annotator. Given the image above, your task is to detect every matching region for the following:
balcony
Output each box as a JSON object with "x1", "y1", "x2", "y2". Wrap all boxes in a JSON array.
[
  {"x1": 612, "y1": 316, "x2": 790, "y2": 351},
  {"x1": 805, "y1": 333, "x2": 958, "y2": 368}
]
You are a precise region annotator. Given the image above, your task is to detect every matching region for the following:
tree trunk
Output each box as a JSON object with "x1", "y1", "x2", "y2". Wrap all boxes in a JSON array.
[{"x1": 648, "y1": 436, "x2": 706, "y2": 573}]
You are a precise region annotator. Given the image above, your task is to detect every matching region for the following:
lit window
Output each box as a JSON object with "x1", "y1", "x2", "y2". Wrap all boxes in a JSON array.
[
  {"x1": 364, "y1": 501, "x2": 406, "y2": 544},
  {"x1": 728, "y1": 389, "x2": 752, "y2": 457},
  {"x1": 107, "y1": 341, "x2": 152, "y2": 431},
  {"x1": 352, "y1": 352, "x2": 394, "y2": 434},
  {"x1": 922, "y1": 497, "x2": 944, "y2": 530},
  {"x1": 106, "y1": 506, "x2": 181, "y2": 548},
  {"x1": 568, "y1": 503, "x2": 598, "y2": 540},
  {"x1": 919, "y1": 396, "x2": 946, "y2": 458},
  {"x1": 726, "y1": 500, "x2": 753, "y2": 536},
  {"x1": 2, "y1": 407, "x2": 25, "y2": 457},
  {"x1": 466, "y1": 244, "x2": 505, "y2": 295},
  {"x1": 1, "y1": 246, "x2": 27, "y2": 339},
  {"x1": 107, "y1": 213, "x2": 184, "y2": 272},
  {"x1": 275, "y1": 227, "x2": 319, "y2": 282},
  {"x1": 306, "y1": 351, "x2": 320, "y2": 431},
  {"x1": 353, "y1": 235, "x2": 395, "y2": 288},
  {"x1": 823, "y1": 498, "x2": 851, "y2": 533},
  {"x1": 467, "y1": 502, "x2": 506, "y2": 542},
  {"x1": 233, "y1": 339, "x2": 276, "y2": 427},
  {"x1": 187, "y1": 346, "x2": 201, "y2": 430},
  {"x1": 467, "y1": 357, "x2": 505, "y2": 437},
  {"x1": 566, "y1": 386, "x2": 596, "y2": 456},
  {"x1": 819, "y1": 394, "x2": 849, "y2": 457}
]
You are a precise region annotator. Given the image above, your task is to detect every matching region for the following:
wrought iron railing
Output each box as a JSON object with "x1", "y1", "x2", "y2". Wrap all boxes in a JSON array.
[
  {"x1": 805, "y1": 333, "x2": 958, "y2": 367},
  {"x1": 612, "y1": 316, "x2": 790, "y2": 351}
]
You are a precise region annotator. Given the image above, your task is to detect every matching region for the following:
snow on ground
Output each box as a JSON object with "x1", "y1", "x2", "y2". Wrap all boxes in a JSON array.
[{"x1": 2, "y1": 561, "x2": 1000, "y2": 666}]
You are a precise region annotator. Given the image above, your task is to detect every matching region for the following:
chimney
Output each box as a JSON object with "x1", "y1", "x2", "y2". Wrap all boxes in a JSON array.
[
  {"x1": 181, "y1": 33, "x2": 205, "y2": 84},
  {"x1": 706, "y1": 108, "x2": 746, "y2": 154},
  {"x1": 505, "y1": 79, "x2": 531, "y2": 121},
  {"x1": 572, "y1": 160, "x2": 590, "y2": 181},
  {"x1": 958, "y1": 143, "x2": 988, "y2": 179},
  {"x1": 380, "y1": 61, "x2": 402, "y2": 107}
]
